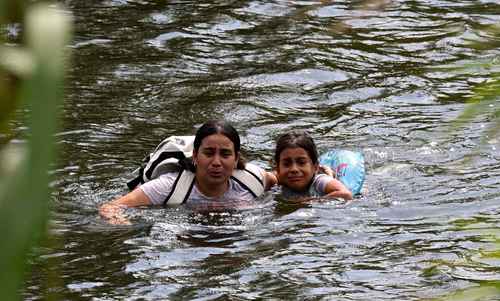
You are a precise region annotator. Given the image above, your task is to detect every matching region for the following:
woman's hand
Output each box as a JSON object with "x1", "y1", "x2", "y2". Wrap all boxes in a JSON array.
[
  {"x1": 99, "y1": 188, "x2": 152, "y2": 225},
  {"x1": 99, "y1": 202, "x2": 132, "y2": 225}
]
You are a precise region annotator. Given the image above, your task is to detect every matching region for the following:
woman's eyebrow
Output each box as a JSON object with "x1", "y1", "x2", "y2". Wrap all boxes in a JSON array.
[{"x1": 201, "y1": 146, "x2": 233, "y2": 152}]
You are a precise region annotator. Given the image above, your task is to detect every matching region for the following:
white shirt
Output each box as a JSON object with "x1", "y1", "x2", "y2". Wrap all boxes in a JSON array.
[{"x1": 140, "y1": 167, "x2": 265, "y2": 210}]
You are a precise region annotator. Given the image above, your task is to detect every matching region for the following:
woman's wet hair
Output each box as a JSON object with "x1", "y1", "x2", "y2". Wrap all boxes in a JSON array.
[
  {"x1": 193, "y1": 120, "x2": 241, "y2": 153},
  {"x1": 274, "y1": 130, "x2": 319, "y2": 165},
  {"x1": 180, "y1": 120, "x2": 246, "y2": 171}
]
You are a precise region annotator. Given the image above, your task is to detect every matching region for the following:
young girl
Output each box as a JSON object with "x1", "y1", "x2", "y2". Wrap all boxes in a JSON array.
[{"x1": 274, "y1": 131, "x2": 353, "y2": 202}]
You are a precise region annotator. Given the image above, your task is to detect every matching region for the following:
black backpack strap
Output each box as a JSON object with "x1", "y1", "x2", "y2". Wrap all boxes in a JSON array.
[
  {"x1": 163, "y1": 170, "x2": 195, "y2": 207},
  {"x1": 126, "y1": 166, "x2": 145, "y2": 190}
]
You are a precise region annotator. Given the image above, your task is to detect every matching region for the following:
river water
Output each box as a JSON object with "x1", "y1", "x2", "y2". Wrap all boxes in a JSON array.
[{"x1": 16, "y1": 0, "x2": 500, "y2": 300}]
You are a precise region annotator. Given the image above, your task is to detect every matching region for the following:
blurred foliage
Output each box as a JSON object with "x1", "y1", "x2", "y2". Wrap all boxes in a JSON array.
[
  {"x1": 453, "y1": 76, "x2": 500, "y2": 144},
  {"x1": 428, "y1": 218, "x2": 500, "y2": 300},
  {"x1": 432, "y1": 23, "x2": 500, "y2": 300},
  {"x1": 0, "y1": 1, "x2": 72, "y2": 300},
  {"x1": 448, "y1": 24, "x2": 500, "y2": 143}
]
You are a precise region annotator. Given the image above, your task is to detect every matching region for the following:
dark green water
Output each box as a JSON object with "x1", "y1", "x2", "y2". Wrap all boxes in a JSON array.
[{"x1": 14, "y1": 0, "x2": 500, "y2": 300}]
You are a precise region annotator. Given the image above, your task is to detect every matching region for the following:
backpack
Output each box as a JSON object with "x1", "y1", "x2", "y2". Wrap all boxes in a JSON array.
[{"x1": 126, "y1": 135, "x2": 265, "y2": 206}]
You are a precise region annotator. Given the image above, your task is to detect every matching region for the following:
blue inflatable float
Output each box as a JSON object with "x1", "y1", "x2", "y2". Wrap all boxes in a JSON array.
[{"x1": 319, "y1": 149, "x2": 365, "y2": 196}]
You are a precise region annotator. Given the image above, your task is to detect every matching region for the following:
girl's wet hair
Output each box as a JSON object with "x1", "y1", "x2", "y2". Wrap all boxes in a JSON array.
[
  {"x1": 274, "y1": 130, "x2": 319, "y2": 165},
  {"x1": 181, "y1": 120, "x2": 246, "y2": 171}
]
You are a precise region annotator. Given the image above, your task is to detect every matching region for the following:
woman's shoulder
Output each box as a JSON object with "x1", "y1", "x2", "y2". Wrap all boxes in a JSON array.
[
  {"x1": 233, "y1": 163, "x2": 276, "y2": 194},
  {"x1": 141, "y1": 171, "x2": 183, "y2": 189},
  {"x1": 243, "y1": 162, "x2": 265, "y2": 173},
  {"x1": 156, "y1": 170, "x2": 183, "y2": 180}
]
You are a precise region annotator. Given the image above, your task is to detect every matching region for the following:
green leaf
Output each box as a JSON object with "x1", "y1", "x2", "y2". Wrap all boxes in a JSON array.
[
  {"x1": 0, "y1": 3, "x2": 72, "y2": 300},
  {"x1": 435, "y1": 285, "x2": 500, "y2": 301}
]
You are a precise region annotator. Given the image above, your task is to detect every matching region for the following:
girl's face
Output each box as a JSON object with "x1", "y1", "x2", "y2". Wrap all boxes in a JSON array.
[
  {"x1": 193, "y1": 133, "x2": 238, "y2": 188},
  {"x1": 276, "y1": 147, "x2": 318, "y2": 191}
]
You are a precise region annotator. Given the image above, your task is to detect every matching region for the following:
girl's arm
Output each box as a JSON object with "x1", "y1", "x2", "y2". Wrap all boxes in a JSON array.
[
  {"x1": 99, "y1": 188, "x2": 152, "y2": 225},
  {"x1": 318, "y1": 165, "x2": 334, "y2": 177},
  {"x1": 324, "y1": 178, "x2": 353, "y2": 200}
]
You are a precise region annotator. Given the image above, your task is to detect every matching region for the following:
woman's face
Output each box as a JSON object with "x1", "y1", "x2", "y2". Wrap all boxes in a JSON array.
[
  {"x1": 277, "y1": 147, "x2": 318, "y2": 192},
  {"x1": 193, "y1": 133, "x2": 238, "y2": 188}
]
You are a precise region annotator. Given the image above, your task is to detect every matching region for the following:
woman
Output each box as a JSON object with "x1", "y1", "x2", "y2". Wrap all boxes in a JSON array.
[{"x1": 99, "y1": 120, "x2": 277, "y2": 224}]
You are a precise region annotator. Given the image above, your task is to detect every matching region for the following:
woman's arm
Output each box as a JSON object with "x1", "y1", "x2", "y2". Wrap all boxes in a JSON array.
[
  {"x1": 324, "y1": 178, "x2": 353, "y2": 200},
  {"x1": 99, "y1": 188, "x2": 152, "y2": 225}
]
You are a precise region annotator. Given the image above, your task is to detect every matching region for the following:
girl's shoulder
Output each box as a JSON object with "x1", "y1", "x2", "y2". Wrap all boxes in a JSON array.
[
  {"x1": 313, "y1": 173, "x2": 335, "y2": 194},
  {"x1": 314, "y1": 173, "x2": 335, "y2": 183}
]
